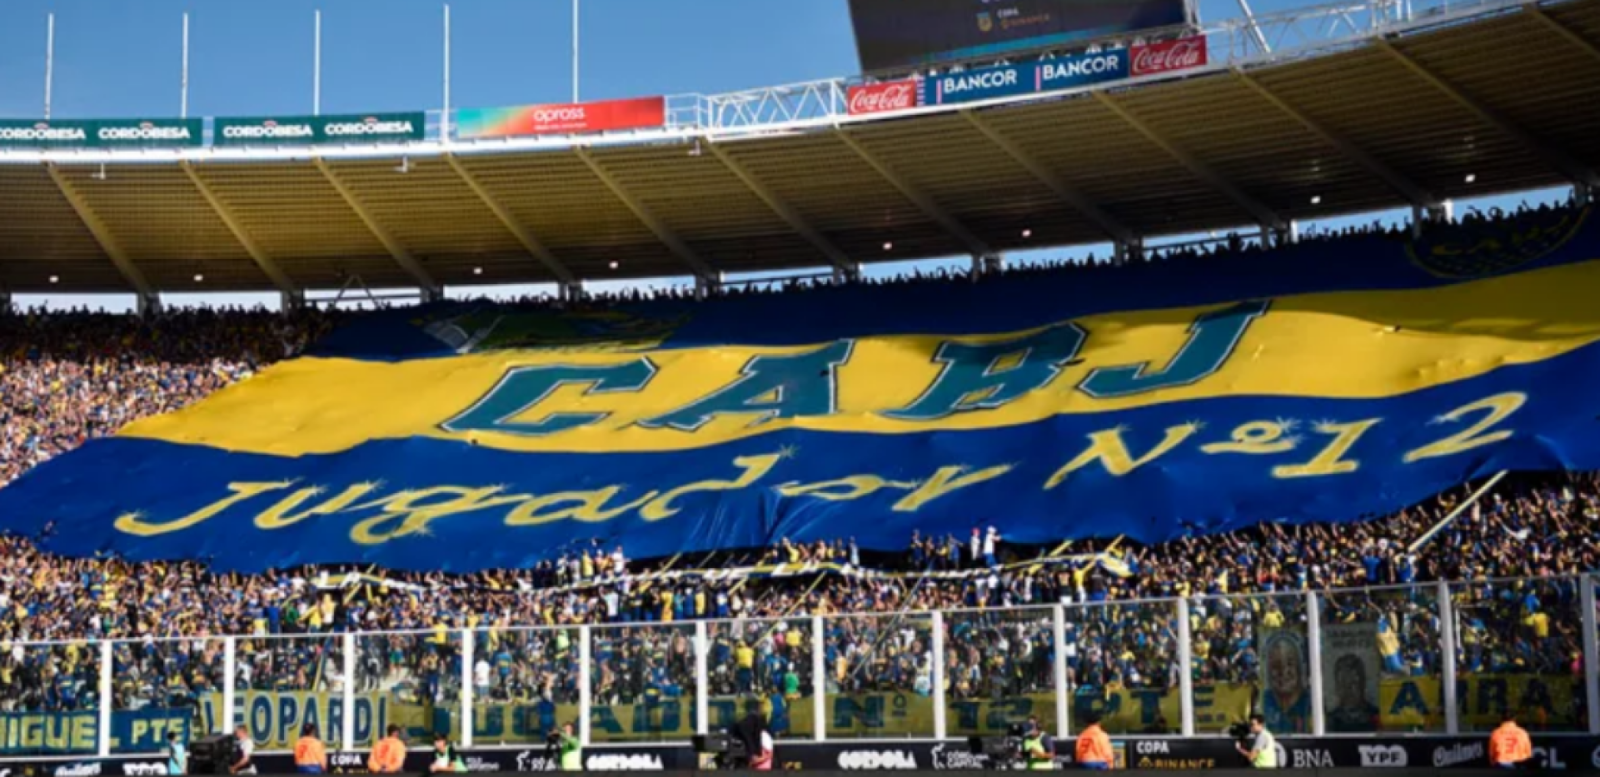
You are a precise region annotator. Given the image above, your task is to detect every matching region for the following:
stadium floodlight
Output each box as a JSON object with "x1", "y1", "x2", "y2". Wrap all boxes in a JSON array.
[
  {"x1": 48, "y1": 275, "x2": 59, "y2": 284},
  {"x1": 1310, "y1": 195, "x2": 1322, "y2": 205},
  {"x1": 1022, "y1": 229, "x2": 1033, "y2": 238},
  {"x1": 194, "y1": 273, "x2": 204, "y2": 283},
  {"x1": 473, "y1": 266, "x2": 483, "y2": 276},
  {"x1": 1465, "y1": 173, "x2": 1477, "y2": 183},
  {"x1": 608, "y1": 260, "x2": 619, "y2": 270},
  {"x1": 883, "y1": 241, "x2": 894, "y2": 251}
]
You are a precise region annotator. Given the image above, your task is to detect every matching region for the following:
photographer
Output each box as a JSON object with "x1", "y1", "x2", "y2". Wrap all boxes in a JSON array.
[
  {"x1": 1075, "y1": 713, "x2": 1112, "y2": 770},
  {"x1": 229, "y1": 725, "x2": 255, "y2": 775},
  {"x1": 1022, "y1": 720, "x2": 1053, "y2": 770},
  {"x1": 1235, "y1": 714, "x2": 1278, "y2": 769}
]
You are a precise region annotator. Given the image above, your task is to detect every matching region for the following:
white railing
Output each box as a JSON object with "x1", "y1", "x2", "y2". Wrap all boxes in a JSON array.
[{"x1": 4, "y1": 572, "x2": 1596, "y2": 759}]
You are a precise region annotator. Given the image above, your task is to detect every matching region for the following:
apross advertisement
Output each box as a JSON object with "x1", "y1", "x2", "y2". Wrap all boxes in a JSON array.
[{"x1": 456, "y1": 96, "x2": 666, "y2": 139}]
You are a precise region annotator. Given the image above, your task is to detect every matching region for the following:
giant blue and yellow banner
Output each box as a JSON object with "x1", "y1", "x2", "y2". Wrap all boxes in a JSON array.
[{"x1": 1, "y1": 209, "x2": 1599, "y2": 571}]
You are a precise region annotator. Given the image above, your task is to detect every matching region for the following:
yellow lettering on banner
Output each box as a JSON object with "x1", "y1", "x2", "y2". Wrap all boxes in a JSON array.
[
  {"x1": 114, "y1": 481, "x2": 293, "y2": 536},
  {"x1": 1200, "y1": 420, "x2": 1299, "y2": 455},
  {"x1": 504, "y1": 486, "x2": 660, "y2": 527},
  {"x1": 1272, "y1": 418, "x2": 1380, "y2": 478},
  {"x1": 1044, "y1": 423, "x2": 1199, "y2": 489},
  {"x1": 349, "y1": 486, "x2": 527, "y2": 545},
  {"x1": 1403, "y1": 392, "x2": 1525, "y2": 463},
  {"x1": 254, "y1": 483, "x2": 381, "y2": 530},
  {"x1": 639, "y1": 454, "x2": 781, "y2": 522},
  {"x1": 893, "y1": 464, "x2": 1013, "y2": 512}
]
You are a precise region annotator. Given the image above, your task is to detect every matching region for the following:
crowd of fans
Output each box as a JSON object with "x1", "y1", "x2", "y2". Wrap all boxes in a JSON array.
[{"x1": 0, "y1": 199, "x2": 1593, "y2": 743}]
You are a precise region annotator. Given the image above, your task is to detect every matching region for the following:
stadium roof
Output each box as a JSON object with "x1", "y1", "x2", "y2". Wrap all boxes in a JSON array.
[{"x1": 0, "y1": 0, "x2": 1597, "y2": 296}]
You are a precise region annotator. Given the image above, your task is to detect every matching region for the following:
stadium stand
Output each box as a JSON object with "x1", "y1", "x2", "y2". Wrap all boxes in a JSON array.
[{"x1": 0, "y1": 202, "x2": 1597, "y2": 762}]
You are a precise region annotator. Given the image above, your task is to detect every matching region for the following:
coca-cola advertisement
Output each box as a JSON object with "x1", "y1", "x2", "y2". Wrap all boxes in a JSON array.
[
  {"x1": 456, "y1": 96, "x2": 666, "y2": 139},
  {"x1": 847, "y1": 80, "x2": 919, "y2": 116},
  {"x1": 1129, "y1": 36, "x2": 1208, "y2": 77}
]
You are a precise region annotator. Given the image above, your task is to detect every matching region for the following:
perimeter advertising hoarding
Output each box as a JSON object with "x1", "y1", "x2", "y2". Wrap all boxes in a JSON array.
[
  {"x1": 847, "y1": 80, "x2": 921, "y2": 115},
  {"x1": 213, "y1": 112, "x2": 425, "y2": 147},
  {"x1": 455, "y1": 96, "x2": 666, "y2": 139},
  {"x1": 920, "y1": 37, "x2": 1204, "y2": 106},
  {"x1": 849, "y1": 0, "x2": 1189, "y2": 71},
  {"x1": 0, "y1": 118, "x2": 202, "y2": 149}
]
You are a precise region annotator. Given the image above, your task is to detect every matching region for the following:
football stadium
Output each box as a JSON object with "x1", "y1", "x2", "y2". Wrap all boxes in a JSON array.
[{"x1": 1, "y1": 0, "x2": 1599, "y2": 773}]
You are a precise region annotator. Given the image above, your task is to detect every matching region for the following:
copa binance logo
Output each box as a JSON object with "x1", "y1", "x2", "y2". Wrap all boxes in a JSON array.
[
  {"x1": 1409, "y1": 205, "x2": 1589, "y2": 279},
  {"x1": 976, "y1": 11, "x2": 994, "y2": 32}
]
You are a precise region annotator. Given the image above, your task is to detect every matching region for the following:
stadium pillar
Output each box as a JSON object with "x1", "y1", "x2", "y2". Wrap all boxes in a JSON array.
[
  {"x1": 136, "y1": 291, "x2": 162, "y2": 318},
  {"x1": 560, "y1": 280, "x2": 585, "y2": 302},
  {"x1": 1439, "y1": 579, "x2": 1460, "y2": 734},
  {"x1": 1052, "y1": 605, "x2": 1069, "y2": 740},
  {"x1": 694, "y1": 621, "x2": 710, "y2": 736},
  {"x1": 971, "y1": 253, "x2": 1005, "y2": 277},
  {"x1": 1413, "y1": 200, "x2": 1455, "y2": 237},
  {"x1": 832, "y1": 262, "x2": 861, "y2": 285},
  {"x1": 0, "y1": 289, "x2": 10, "y2": 315},
  {"x1": 280, "y1": 289, "x2": 305, "y2": 312},
  {"x1": 1582, "y1": 576, "x2": 1599, "y2": 735},
  {"x1": 695, "y1": 272, "x2": 724, "y2": 301},
  {"x1": 811, "y1": 614, "x2": 828, "y2": 742},
  {"x1": 578, "y1": 625, "x2": 593, "y2": 745},
  {"x1": 460, "y1": 628, "x2": 474, "y2": 748},
  {"x1": 1577, "y1": 183, "x2": 1596, "y2": 206},
  {"x1": 931, "y1": 610, "x2": 947, "y2": 739},
  {"x1": 341, "y1": 632, "x2": 356, "y2": 751},
  {"x1": 1114, "y1": 238, "x2": 1144, "y2": 266},
  {"x1": 1176, "y1": 597, "x2": 1195, "y2": 736},
  {"x1": 1306, "y1": 592, "x2": 1326, "y2": 736},
  {"x1": 222, "y1": 637, "x2": 237, "y2": 733},
  {"x1": 420, "y1": 286, "x2": 444, "y2": 305},
  {"x1": 97, "y1": 641, "x2": 112, "y2": 756}
]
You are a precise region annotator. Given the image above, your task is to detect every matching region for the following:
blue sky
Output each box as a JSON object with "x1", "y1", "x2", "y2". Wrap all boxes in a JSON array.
[{"x1": 0, "y1": 0, "x2": 1571, "y2": 310}]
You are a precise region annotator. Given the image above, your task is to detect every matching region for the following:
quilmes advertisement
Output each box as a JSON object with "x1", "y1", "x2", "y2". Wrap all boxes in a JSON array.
[
  {"x1": 921, "y1": 36, "x2": 1207, "y2": 106},
  {"x1": 213, "y1": 112, "x2": 425, "y2": 146},
  {"x1": 0, "y1": 118, "x2": 202, "y2": 149}
]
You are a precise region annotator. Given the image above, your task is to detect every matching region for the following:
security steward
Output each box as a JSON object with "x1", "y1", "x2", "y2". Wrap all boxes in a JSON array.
[
  {"x1": 1236, "y1": 714, "x2": 1277, "y2": 769},
  {"x1": 1023, "y1": 720, "x2": 1055, "y2": 770},
  {"x1": 369, "y1": 725, "x2": 407, "y2": 773},
  {"x1": 1075, "y1": 712, "x2": 1114, "y2": 770},
  {"x1": 293, "y1": 723, "x2": 329, "y2": 774},
  {"x1": 1489, "y1": 711, "x2": 1532, "y2": 769}
]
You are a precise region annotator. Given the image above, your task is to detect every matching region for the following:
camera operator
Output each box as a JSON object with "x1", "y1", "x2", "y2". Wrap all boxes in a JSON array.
[
  {"x1": 1022, "y1": 720, "x2": 1053, "y2": 770},
  {"x1": 730, "y1": 713, "x2": 770, "y2": 771},
  {"x1": 228, "y1": 725, "x2": 255, "y2": 775},
  {"x1": 1235, "y1": 714, "x2": 1278, "y2": 769}
]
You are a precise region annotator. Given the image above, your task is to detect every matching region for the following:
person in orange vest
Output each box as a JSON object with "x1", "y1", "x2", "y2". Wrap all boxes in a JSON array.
[
  {"x1": 1489, "y1": 710, "x2": 1532, "y2": 769},
  {"x1": 1075, "y1": 712, "x2": 1114, "y2": 770},
  {"x1": 293, "y1": 723, "x2": 328, "y2": 774},
  {"x1": 368, "y1": 725, "x2": 407, "y2": 774}
]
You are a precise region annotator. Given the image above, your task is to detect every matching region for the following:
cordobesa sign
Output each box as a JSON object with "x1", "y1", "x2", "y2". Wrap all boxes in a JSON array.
[
  {"x1": 0, "y1": 118, "x2": 203, "y2": 149},
  {"x1": 213, "y1": 112, "x2": 425, "y2": 146}
]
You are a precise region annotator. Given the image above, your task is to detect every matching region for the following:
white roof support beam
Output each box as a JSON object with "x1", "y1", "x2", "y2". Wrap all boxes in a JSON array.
[
  {"x1": 960, "y1": 109, "x2": 1135, "y2": 245},
  {"x1": 833, "y1": 128, "x2": 993, "y2": 257},
  {"x1": 1093, "y1": 91, "x2": 1286, "y2": 229},
  {"x1": 575, "y1": 146, "x2": 716, "y2": 279},
  {"x1": 1377, "y1": 39, "x2": 1599, "y2": 187},
  {"x1": 443, "y1": 153, "x2": 577, "y2": 286},
  {"x1": 706, "y1": 141, "x2": 857, "y2": 276},
  {"x1": 44, "y1": 163, "x2": 156, "y2": 299},
  {"x1": 1525, "y1": 4, "x2": 1600, "y2": 65},
  {"x1": 180, "y1": 161, "x2": 298, "y2": 294},
  {"x1": 1233, "y1": 70, "x2": 1438, "y2": 208},
  {"x1": 312, "y1": 157, "x2": 440, "y2": 293}
]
